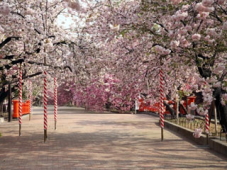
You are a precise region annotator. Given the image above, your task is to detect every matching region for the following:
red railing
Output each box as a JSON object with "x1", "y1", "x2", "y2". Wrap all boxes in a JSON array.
[
  {"x1": 137, "y1": 96, "x2": 196, "y2": 115},
  {"x1": 12, "y1": 100, "x2": 31, "y2": 118}
]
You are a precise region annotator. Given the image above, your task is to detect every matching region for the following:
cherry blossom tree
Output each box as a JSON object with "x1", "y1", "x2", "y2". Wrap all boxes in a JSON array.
[
  {"x1": 164, "y1": 0, "x2": 227, "y2": 132},
  {"x1": 0, "y1": 0, "x2": 80, "y2": 109},
  {"x1": 78, "y1": 0, "x2": 227, "y2": 131}
]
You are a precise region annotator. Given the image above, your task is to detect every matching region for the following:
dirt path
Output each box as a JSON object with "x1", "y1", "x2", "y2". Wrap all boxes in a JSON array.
[{"x1": 0, "y1": 106, "x2": 226, "y2": 170}]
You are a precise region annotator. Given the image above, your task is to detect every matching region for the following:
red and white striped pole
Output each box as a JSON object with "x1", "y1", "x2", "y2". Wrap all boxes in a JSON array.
[
  {"x1": 159, "y1": 68, "x2": 165, "y2": 141},
  {"x1": 205, "y1": 113, "x2": 210, "y2": 134},
  {"x1": 205, "y1": 113, "x2": 210, "y2": 144},
  {"x1": 29, "y1": 81, "x2": 32, "y2": 120},
  {"x1": 19, "y1": 66, "x2": 23, "y2": 136},
  {"x1": 54, "y1": 77, "x2": 58, "y2": 130},
  {"x1": 44, "y1": 71, "x2": 48, "y2": 142}
]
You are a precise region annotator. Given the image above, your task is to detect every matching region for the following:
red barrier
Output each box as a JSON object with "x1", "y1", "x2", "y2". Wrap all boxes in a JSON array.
[
  {"x1": 22, "y1": 100, "x2": 30, "y2": 115},
  {"x1": 187, "y1": 96, "x2": 196, "y2": 105},
  {"x1": 138, "y1": 96, "x2": 196, "y2": 115},
  {"x1": 12, "y1": 100, "x2": 31, "y2": 118},
  {"x1": 138, "y1": 99, "x2": 160, "y2": 113}
]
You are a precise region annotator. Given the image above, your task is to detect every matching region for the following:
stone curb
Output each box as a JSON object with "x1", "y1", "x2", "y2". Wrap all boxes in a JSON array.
[{"x1": 165, "y1": 120, "x2": 227, "y2": 157}]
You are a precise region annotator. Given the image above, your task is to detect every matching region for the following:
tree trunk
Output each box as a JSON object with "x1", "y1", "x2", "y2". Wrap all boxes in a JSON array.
[
  {"x1": 214, "y1": 87, "x2": 227, "y2": 132},
  {"x1": 163, "y1": 101, "x2": 175, "y2": 119},
  {"x1": 0, "y1": 102, "x2": 3, "y2": 117}
]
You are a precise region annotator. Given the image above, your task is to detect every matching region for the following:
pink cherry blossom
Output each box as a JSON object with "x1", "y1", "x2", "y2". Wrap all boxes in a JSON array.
[
  {"x1": 193, "y1": 128, "x2": 203, "y2": 138},
  {"x1": 109, "y1": 24, "x2": 120, "y2": 31},
  {"x1": 213, "y1": 82, "x2": 221, "y2": 88},
  {"x1": 188, "y1": 102, "x2": 197, "y2": 111},
  {"x1": 202, "y1": 0, "x2": 214, "y2": 7},
  {"x1": 186, "y1": 114, "x2": 195, "y2": 121},
  {"x1": 197, "y1": 12, "x2": 210, "y2": 19},
  {"x1": 213, "y1": 65, "x2": 225, "y2": 75},
  {"x1": 154, "y1": 45, "x2": 171, "y2": 55},
  {"x1": 0, "y1": 3, "x2": 10, "y2": 15},
  {"x1": 0, "y1": 25, "x2": 4, "y2": 33},
  {"x1": 196, "y1": 107, "x2": 208, "y2": 116},
  {"x1": 217, "y1": 0, "x2": 225, "y2": 5},
  {"x1": 174, "y1": 11, "x2": 188, "y2": 21},
  {"x1": 170, "y1": 40, "x2": 180, "y2": 49},
  {"x1": 179, "y1": 28, "x2": 188, "y2": 35},
  {"x1": 195, "y1": 3, "x2": 207, "y2": 12},
  {"x1": 206, "y1": 28, "x2": 217, "y2": 37},
  {"x1": 185, "y1": 25, "x2": 192, "y2": 32},
  {"x1": 180, "y1": 38, "x2": 191, "y2": 47},
  {"x1": 223, "y1": 22, "x2": 227, "y2": 30},
  {"x1": 182, "y1": 5, "x2": 190, "y2": 11},
  {"x1": 192, "y1": 34, "x2": 201, "y2": 41},
  {"x1": 195, "y1": 2, "x2": 214, "y2": 13}
]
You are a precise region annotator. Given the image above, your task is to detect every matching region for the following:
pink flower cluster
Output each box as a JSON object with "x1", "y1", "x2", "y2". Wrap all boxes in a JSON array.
[
  {"x1": 0, "y1": 25, "x2": 4, "y2": 34},
  {"x1": 217, "y1": 0, "x2": 225, "y2": 5},
  {"x1": 172, "y1": 11, "x2": 188, "y2": 21},
  {"x1": 202, "y1": 0, "x2": 214, "y2": 7},
  {"x1": 193, "y1": 128, "x2": 203, "y2": 138},
  {"x1": 192, "y1": 34, "x2": 201, "y2": 41},
  {"x1": 0, "y1": 3, "x2": 10, "y2": 15},
  {"x1": 195, "y1": 2, "x2": 214, "y2": 13},
  {"x1": 186, "y1": 114, "x2": 195, "y2": 121},
  {"x1": 188, "y1": 102, "x2": 197, "y2": 111},
  {"x1": 196, "y1": 107, "x2": 208, "y2": 116},
  {"x1": 154, "y1": 45, "x2": 171, "y2": 55}
]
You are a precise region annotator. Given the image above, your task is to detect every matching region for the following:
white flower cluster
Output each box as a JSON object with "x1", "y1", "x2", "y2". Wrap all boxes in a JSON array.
[
  {"x1": 188, "y1": 102, "x2": 197, "y2": 111},
  {"x1": 109, "y1": 24, "x2": 120, "y2": 31},
  {"x1": 0, "y1": 2, "x2": 10, "y2": 15},
  {"x1": 192, "y1": 34, "x2": 201, "y2": 41},
  {"x1": 202, "y1": 88, "x2": 213, "y2": 106},
  {"x1": 196, "y1": 107, "x2": 208, "y2": 116},
  {"x1": 172, "y1": 11, "x2": 188, "y2": 21},
  {"x1": 193, "y1": 128, "x2": 202, "y2": 138},
  {"x1": 186, "y1": 114, "x2": 195, "y2": 121}
]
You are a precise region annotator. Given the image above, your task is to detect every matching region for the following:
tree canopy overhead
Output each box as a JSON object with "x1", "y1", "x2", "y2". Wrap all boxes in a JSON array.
[{"x1": 1, "y1": 0, "x2": 227, "y2": 132}]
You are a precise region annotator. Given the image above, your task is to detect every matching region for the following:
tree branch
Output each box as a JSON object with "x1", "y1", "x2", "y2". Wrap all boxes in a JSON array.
[
  {"x1": 0, "y1": 59, "x2": 24, "y2": 71},
  {"x1": 0, "y1": 37, "x2": 21, "y2": 49},
  {"x1": 10, "y1": 11, "x2": 25, "y2": 18},
  {"x1": 27, "y1": 60, "x2": 72, "y2": 72}
]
